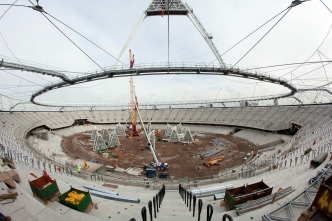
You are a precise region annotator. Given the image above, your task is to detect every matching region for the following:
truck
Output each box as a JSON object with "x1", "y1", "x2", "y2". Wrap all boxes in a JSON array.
[
  {"x1": 145, "y1": 162, "x2": 168, "y2": 171},
  {"x1": 146, "y1": 168, "x2": 157, "y2": 178}
]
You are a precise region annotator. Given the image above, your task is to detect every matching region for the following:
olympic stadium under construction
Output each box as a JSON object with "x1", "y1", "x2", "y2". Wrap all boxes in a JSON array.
[{"x1": 0, "y1": 0, "x2": 332, "y2": 220}]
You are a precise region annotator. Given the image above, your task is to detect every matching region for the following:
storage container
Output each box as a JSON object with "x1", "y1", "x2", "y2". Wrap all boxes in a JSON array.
[{"x1": 59, "y1": 187, "x2": 92, "y2": 212}]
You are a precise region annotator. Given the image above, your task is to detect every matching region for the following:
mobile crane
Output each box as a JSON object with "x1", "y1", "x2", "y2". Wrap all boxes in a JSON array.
[
  {"x1": 133, "y1": 95, "x2": 168, "y2": 171},
  {"x1": 128, "y1": 50, "x2": 167, "y2": 174}
]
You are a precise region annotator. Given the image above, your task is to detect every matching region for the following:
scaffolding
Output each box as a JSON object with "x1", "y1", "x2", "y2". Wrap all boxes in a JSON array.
[
  {"x1": 168, "y1": 127, "x2": 180, "y2": 143},
  {"x1": 115, "y1": 123, "x2": 126, "y2": 136},
  {"x1": 176, "y1": 123, "x2": 184, "y2": 134},
  {"x1": 108, "y1": 131, "x2": 121, "y2": 148},
  {"x1": 165, "y1": 123, "x2": 172, "y2": 136},
  {"x1": 90, "y1": 126, "x2": 98, "y2": 141},
  {"x1": 183, "y1": 127, "x2": 194, "y2": 143},
  {"x1": 102, "y1": 129, "x2": 109, "y2": 141},
  {"x1": 93, "y1": 134, "x2": 106, "y2": 151}
]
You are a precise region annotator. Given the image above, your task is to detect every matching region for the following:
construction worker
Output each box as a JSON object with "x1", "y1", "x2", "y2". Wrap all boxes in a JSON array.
[{"x1": 77, "y1": 165, "x2": 81, "y2": 173}]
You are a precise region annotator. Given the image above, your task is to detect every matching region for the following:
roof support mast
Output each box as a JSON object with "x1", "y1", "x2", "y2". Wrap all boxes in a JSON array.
[
  {"x1": 113, "y1": 0, "x2": 226, "y2": 68},
  {"x1": 145, "y1": 0, "x2": 226, "y2": 67},
  {"x1": 184, "y1": 3, "x2": 226, "y2": 67}
]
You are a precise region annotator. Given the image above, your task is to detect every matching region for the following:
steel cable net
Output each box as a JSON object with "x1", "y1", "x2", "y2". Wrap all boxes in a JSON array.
[{"x1": 0, "y1": 0, "x2": 331, "y2": 110}]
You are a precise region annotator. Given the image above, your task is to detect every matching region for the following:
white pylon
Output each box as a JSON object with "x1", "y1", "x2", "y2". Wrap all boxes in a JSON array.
[
  {"x1": 168, "y1": 127, "x2": 180, "y2": 143},
  {"x1": 165, "y1": 123, "x2": 172, "y2": 137},
  {"x1": 109, "y1": 131, "x2": 121, "y2": 148},
  {"x1": 183, "y1": 127, "x2": 194, "y2": 143},
  {"x1": 91, "y1": 126, "x2": 98, "y2": 141}
]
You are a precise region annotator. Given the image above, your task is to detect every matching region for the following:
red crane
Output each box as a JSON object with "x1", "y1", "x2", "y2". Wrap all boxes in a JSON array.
[{"x1": 129, "y1": 50, "x2": 139, "y2": 136}]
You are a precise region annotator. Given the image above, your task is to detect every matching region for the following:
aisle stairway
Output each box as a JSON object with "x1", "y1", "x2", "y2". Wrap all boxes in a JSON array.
[{"x1": 154, "y1": 191, "x2": 196, "y2": 221}]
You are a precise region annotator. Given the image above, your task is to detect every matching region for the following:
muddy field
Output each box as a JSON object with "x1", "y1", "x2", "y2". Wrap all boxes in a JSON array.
[{"x1": 62, "y1": 128, "x2": 260, "y2": 179}]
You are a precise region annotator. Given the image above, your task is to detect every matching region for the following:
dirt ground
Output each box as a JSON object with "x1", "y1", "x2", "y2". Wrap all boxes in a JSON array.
[{"x1": 62, "y1": 128, "x2": 260, "y2": 179}]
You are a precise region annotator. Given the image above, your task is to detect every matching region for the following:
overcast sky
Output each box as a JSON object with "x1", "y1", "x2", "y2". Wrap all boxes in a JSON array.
[{"x1": 0, "y1": 0, "x2": 331, "y2": 109}]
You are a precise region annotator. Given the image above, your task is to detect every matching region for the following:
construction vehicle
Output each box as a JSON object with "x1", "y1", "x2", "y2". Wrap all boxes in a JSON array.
[
  {"x1": 204, "y1": 156, "x2": 225, "y2": 167},
  {"x1": 129, "y1": 49, "x2": 139, "y2": 136},
  {"x1": 127, "y1": 50, "x2": 168, "y2": 172},
  {"x1": 133, "y1": 95, "x2": 168, "y2": 171},
  {"x1": 146, "y1": 168, "x2": 157, "y2": 178}
]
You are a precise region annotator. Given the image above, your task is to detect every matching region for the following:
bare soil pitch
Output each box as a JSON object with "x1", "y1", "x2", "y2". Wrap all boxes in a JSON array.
[{"x1": 62, "y1": 128, "x2": 260, "y2": 179}]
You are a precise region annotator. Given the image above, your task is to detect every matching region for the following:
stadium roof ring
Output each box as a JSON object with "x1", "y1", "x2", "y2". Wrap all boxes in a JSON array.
[{"x1": 29, "y1": 64, "x2": 298, "y2": 106}]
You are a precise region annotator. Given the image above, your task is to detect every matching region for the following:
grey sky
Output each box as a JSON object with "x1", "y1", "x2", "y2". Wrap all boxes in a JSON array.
[{"x1": 0, "y1": 0, "x2": 331, "y2": 108}]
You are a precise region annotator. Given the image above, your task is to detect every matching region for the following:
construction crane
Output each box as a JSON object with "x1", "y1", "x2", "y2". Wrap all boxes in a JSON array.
[
  {"x1": 128, "y1": 50, "x2": 167, "y2": 172},
  {"x1": 134, "y1": 100, "x2": 168, "y2": 171},
  {"x1": 204, "y1": 156, "x2": 225, "y2": 167},
  {"x1": 129, "y1": 50, "x2": 139, "y2": 136}
]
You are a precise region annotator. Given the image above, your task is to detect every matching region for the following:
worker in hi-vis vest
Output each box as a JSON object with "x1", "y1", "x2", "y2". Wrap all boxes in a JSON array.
[{"x1": 77, "y1": 165, "x2": 81, "y2": 173}]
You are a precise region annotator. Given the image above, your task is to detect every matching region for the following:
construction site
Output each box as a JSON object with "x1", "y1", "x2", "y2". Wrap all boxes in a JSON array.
[
  {"x1": 60, "y1": 58, "x2": 261, "y2": 179},
  {"x1": 61, "y1": 125, "x2": 260, "y2": 179},
  {"x1": 1, "y1": 0, "x2": 332, "y2": 220}
]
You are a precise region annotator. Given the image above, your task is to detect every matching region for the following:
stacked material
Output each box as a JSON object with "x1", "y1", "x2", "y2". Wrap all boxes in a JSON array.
[
  {"x1": 309, "y1": 163, "x2": 332, "y2": 185},
  {"x1": 191, "y1": 184, "x2": 234, "y2": 197},
  {"x1": 83, "y1": 185, "x2": 118, "y2": 195},
  {"x1": 199, "y1": 147, "x2": 226, "y2": 158},
  {"x1": 210, "y1": 138, "x2": 233, "y2": 147},
  {"x1": 77, "y1": 140, "x2": 86, "y2": 146},
  {"x1": 29, "y1": 174, "x2": 59, "y2": 202},
  {"x1": 235, "y1": 186, "x2": 295, "y2": 215},
  {"x1": 59, "y1": 187, "x2": 92, "y2": 212},
  {"x1": 310, "y1": 153, "x2": 328, "y2": 168},
  {"x1": 214, "y1": 193, "x2": 225, "y2": 200},
  {"x1": 126, "y1": 167, "x2": 144, "y2": 176},
  {"x1": 225, "y1": 180, "x2": 273, "y2": 210},
  {"x1": 65, "y1": 191, "x2": 86, "y2": 205},
  {"x1": 89, "y1": 191, "x2": 140, "y2": 203},
  {"x1": 83, "y1": 185, "x2": 140, "y2": 203}
]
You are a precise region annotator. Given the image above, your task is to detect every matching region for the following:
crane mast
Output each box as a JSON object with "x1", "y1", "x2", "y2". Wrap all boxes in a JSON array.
[{"x1": 129, "y1": 50, "x2": 139, "y2": 136}]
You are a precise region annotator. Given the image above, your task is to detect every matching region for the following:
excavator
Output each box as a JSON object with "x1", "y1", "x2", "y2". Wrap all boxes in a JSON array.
[{"x1": 204, "y1": 156, "x2": 225, "y2": 167}]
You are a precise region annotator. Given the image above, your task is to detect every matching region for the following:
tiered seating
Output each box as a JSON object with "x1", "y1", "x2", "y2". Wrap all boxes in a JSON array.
[
  {"x1": 233, "y1": 129, "x2": 283, "y2": 147},
  {"x1": 0, "y1": 104, "x2": 330, "y2": 150},
  {"x1": 0, "y1": 104, "x2": 331, "y2": 221}
]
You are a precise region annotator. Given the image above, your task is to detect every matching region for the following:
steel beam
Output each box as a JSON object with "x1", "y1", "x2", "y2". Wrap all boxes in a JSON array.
[
  {"x1": 0, "y1": 59, "x2": 72, "y2": 83},
  {"x1": 29, "y1": 65, "x2": 297, "y2": 106},
  {"x1": 145, "y1": 0, "x2": 189, "y2": 16},
  {"x1": 262, "y1": 164, "x2": 332, "y2": 220}
]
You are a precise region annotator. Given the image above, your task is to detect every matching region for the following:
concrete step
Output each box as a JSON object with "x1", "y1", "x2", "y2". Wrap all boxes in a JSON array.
[{"x1": 154, "y1": 191, "x2": 195, "y2": 221}]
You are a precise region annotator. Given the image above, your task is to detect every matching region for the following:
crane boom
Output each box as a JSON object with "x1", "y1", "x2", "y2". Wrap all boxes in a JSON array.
[{"x1": 135, "y1": 100, "x2": 159, "y2": 164}]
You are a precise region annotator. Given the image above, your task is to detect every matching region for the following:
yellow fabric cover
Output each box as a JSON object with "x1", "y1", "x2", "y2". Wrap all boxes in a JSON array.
[
  {"x1": 68, "y1": 191, "x2": 77, "y2": 197},
  {"x1": 65, "y1": 197, "x2": 76, "y2": 205},
  {"x1": 65, "y1": 191, "x2": 86, "y2": 204}
]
